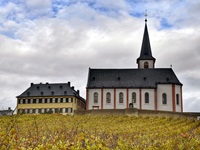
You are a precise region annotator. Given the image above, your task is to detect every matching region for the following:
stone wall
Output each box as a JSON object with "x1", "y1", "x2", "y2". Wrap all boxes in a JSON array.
[{"x1": 74, "y1": 108, "x2": 200, "y2": 120}]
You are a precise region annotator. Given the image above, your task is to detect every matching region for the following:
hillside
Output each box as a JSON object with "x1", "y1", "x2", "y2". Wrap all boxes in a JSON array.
[{"x1": 0, "y1": 114, "x2": 200, "y2": 149}]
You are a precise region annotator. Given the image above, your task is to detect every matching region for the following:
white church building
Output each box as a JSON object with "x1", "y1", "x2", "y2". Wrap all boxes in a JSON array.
[{"x1": 86, "y1": 20, "x2": 183, "y2": 112}]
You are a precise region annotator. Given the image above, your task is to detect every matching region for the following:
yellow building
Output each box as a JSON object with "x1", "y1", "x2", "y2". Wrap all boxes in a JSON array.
[{"x1": 16, "y1": 82, "x2": 85, "y2": 114}]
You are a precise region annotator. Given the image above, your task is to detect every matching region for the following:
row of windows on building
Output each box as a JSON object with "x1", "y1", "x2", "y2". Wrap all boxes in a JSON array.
[
  {"x1": 18, "y1": 107, "x2": 73, "y2": 114},
  {"x1": 93, "y1": 92, "x2": 135, "y2": 104},
  {"x1": 18, "y1": 98, "x2": 73, "y2": 104},
  {"x1": 93, "y1": 92, "x2": 180, "y2": 105},
  {"x1": 77, "y1": 99, "x2": 86, "y2": 109}
]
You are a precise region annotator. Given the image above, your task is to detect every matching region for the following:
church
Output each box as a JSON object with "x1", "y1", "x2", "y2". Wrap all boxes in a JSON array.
[{"x1": 86, "y1": 19, "x2": 183, "y2": 112}]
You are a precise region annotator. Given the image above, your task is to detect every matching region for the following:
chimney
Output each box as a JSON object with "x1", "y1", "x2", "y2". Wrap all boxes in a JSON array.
[
  {"x1": 31, "y1": 83, "x2": 34, "y2": 86},
  {"x1": 77, "y1": 90, "x2": 80, "y2": 95},
  {"x1": 8, "y1": 107, "x2": 11, "y2": 111},
  {"x1": 68, "y1": 82, "x2": 71, "y2": 87},
  {"x1": 71, "y1": 86, "x2": 74, "y2": 90}
]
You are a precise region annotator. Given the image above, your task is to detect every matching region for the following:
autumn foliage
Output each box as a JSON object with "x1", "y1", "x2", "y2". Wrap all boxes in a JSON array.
[{"x1": 0, "y1": 114, "x2": 200, "y2": 149}]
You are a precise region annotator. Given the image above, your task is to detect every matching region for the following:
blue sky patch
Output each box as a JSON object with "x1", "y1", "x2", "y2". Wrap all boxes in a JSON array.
[{"x1": 160, "y1": 18, "x2": 173, "y2": 30}]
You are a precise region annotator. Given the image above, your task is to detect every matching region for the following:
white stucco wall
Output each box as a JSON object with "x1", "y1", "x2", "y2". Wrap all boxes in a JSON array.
[
  {"x1": 157, "y1": 84, "x2": 173, "y2": 111},
  {"x1": 138, "y1": 60, "x2": 154, "y2": 69},
  {"x1": 128, "y1": 89, "x2": 140, "y2": 109},
  {"x1": 141, "y1": 89, "x2": 155, "y2": 110},
  {"x1": 175, "y1": 85, "x2": 182, "y2": 112},
  {"x1": 88, "y1": 86, "x2": 181, "y2": 112},
  {"x1": 88, "y1": 89, "x2": 101, "y2": 110},
  {"x1": 103, "y1": 89, "x2": 114, "y2": 109},
  {"x1": 116, "y1": 89, "x2": 127, "y2": 109}
]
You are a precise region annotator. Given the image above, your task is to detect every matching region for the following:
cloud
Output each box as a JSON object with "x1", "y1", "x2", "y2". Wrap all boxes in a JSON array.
[
  {"x1": 0, "y1": 0, "x2": 200, "y2": 112},
  {"x1": 25, "y1": 0, "x2": 51, "y2": 9}
]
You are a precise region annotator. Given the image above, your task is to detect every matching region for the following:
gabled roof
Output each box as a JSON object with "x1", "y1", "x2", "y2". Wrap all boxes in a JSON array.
[
  {"x1": 17, "y1": 82, "x2": 85, "y2": 101},
  {"x1": 87, "y1": 68, "x2": 182, "y2": 88},
  {"x1": 137, "y1": 21, "x2": 156, "y2": 63}
]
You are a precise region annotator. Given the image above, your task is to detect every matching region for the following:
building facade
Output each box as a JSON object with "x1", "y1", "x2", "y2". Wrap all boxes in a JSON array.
[
  {"x1": 86, "y1": 20, "x2": 183, "y2": 112},
  {"x1": 16, "y1": 82, "x2": 85, "y2": 114}
]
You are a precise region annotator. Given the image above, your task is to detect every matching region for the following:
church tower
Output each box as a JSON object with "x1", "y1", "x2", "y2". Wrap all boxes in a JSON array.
[{"x1": 137, "y1": 19, "x2": 156, "y2": 69}]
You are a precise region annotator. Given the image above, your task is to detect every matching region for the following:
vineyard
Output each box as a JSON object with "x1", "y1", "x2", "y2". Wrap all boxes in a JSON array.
[{"x1": 0, "y1": 114, "x2": 200, "y2": 149}]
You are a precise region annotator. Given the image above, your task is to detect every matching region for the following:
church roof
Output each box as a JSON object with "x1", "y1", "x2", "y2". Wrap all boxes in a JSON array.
[
  {"x1": 87, "y1": 68, "x2": 182, "y2": 88},
  {"x1": 137, "y1": 21, "x2": 156, "y2": 63},
  {"x1": 17, "y1": 82, "x2": 85, "y2": 101}
]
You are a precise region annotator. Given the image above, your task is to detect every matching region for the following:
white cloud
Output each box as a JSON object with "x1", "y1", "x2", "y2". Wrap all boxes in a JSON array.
[{"x1": 0, "y1": 0, "x2": 200, "y2": 112}]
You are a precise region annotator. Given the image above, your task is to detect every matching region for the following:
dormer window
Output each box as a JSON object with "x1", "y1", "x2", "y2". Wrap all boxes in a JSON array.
[
  {"x1": 64, "y1": 91, "x2": 67, "y2": 95},
  {"x1": 144, "y1": 62, "x2": 149, "y2": 68},
  {"x1": 27, "y1": 92, "x2": 30, "y2": 96},
  {"x1": 48, "y1": 86, "x2": 51, "y2": 89},
  {"x1": 41, "y1": 92, "x2": 43, "y2": 96},
  {"x1": 60, "y1": 85, "x2": 63, "y2": 89},
  {"x1": 37, "y1": 86, "x2": 40, "y2": 90},
  {"x1": 51, "y1": 91, "x2": 54, "y2": 96}
]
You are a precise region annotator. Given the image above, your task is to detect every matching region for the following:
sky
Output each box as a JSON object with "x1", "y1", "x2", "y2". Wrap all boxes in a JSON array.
[{"x1": 0, "y1": 0, "x2": 200, "y2": 112}]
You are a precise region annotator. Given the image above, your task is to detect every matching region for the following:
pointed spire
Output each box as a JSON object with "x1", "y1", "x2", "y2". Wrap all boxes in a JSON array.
[{"x1": 137, "y1": 15, "x2": 155, "y2": 63}]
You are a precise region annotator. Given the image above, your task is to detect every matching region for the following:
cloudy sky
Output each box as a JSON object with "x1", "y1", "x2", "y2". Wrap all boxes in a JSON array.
[{"x1": 0, "y1": 0, "x2": 200, "y2": 112}]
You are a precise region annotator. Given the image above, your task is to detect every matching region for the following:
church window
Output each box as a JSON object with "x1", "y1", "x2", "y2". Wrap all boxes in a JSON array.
[
  {"x1": 176, "y1": 94, "x2": 179, "y2": 105},
  {"x1": 94, "y1": 92, "x2": 98, "y2": 103},
  {"x1": 132, "y1": 92, "x2": 136, "y2": 103},
  {"x1": 106, "y1": 92, "x2": 111, "y2": 103},
  {"x1": 162, "y1": 93, "x2": 167, "y2": 104},
  {"x1": 119, "y1": 92, "x2": 123, "y2": 103},
  {"x1": 145, "y1": 92, "x2": 149, "y2": 103},
  {"x1": 144, "y1": 62, "x2": 149, "y2": 68}
]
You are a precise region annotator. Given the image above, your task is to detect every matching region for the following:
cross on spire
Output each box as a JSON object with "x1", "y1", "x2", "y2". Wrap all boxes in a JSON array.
[{"x1": 145, "y1": 10, "x2": 147, "y2": 22}]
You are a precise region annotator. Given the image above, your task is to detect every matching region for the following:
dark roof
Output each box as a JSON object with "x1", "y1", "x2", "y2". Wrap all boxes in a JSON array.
[
  {"x1": 17, "y1": 82, "x2": 85, "y2": 101},
  {"x1": 137, "y1": 21, "x2": 156, "y2": 62},
  {"x1": 87, "y1": 68, "x2": 182, "y2": 88},
  {"x1": 0, "y1": 109, "x2": 13, "y2": 116}
]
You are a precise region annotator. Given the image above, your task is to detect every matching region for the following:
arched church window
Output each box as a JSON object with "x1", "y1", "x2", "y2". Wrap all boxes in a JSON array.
[
  {"x1": 162, "y1": 93, "x2": 167, "y2": 104},
  {"x1": 176, "y1": 94, "x2": 179, "y2": 105},
  {"x1": 106, "y1": 92, "x2": 111, "y2": 103},
  {"x1": 119, "y1": 92, "x2": 123, "y2": 103},
  {"x1": 145, "y1": 92, "x2": 149, "y2": 103},
  {"x1": 132, "y1": 92, "x2": 136, "y2": 103},
  {"x1": 94, "y1": 92, "x2": 98, "y2": 103},
  {"x1": 144, "y1": 62, "x2": 149, "y2": 68}
]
